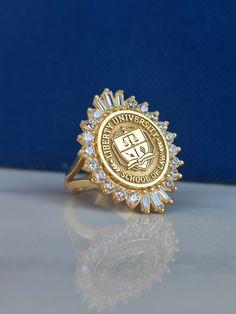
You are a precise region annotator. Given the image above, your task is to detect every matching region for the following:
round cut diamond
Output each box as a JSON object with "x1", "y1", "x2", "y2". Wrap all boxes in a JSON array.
[
  {"x1": 170, "y1": 156, "x2": 179, "y2": 166},
  {"x1": 165, "y1": 131, "x2": 174, "y2": 142},
  {"x1": 91, "y1": 109, "x2": 101, "y2": 120},
  {"x1": 163, "y1": 179, "x2": 175, "y2": 191},
  {"x1": 127, "y1": 99, "x2": 138, "y2": 108},
  {"x1": 83, "y1": 132, "x2": 94, "y2": 143},
  {"x1": 87, "y1": 158, "x2": 99, "y2": 170},
  {"x1": 169, "y1": 144, "x2": 178, "y2": 155},
  {"x1": 84, "y1": 145, "x2": 95, "y2": 156},
  {"x1": 158, "y1": 122, "x2": 168, "y2": 131},
  {"x1": 127, "y1": 192, "x2": 139, "y2": 205},
  {"x1": 84, "y1": 120, "x2": 96, "y2": 130},
  {"x1": 139, "y1": 102, "x2": 149, "y2": 113},
  {"x1": 115, "y1": 188, "x2": 126, "y2": 201},
  {"x1": 94, "y1": 170, "x2": 105, "y2": 182},
  {"x1": 104, "y1": 180, "x2": 114, "y2": 192},
  {"x1": 149, "y1": 112, "x2": 159, "y2": 121},
  {"x1": 169, "y1": 167, "x2": 178, "y2": 179}
]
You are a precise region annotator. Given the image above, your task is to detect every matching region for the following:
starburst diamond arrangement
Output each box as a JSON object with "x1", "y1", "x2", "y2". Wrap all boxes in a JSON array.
[{"x1": 76, "y1": 88, "x2": 183, "y2": 213}]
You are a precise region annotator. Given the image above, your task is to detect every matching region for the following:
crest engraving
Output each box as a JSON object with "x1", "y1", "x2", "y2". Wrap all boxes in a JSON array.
[
  {"x1": 113, "y1": 127, "x2": 155, "y2": 170},
  {"x1": 97, "y1": 110, "x2": 170, "y2": 189}
]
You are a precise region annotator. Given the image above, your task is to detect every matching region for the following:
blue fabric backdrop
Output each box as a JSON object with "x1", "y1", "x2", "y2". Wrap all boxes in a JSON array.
[{"x1": 0, "y1": 0, "x2": 235, "y2": 183}]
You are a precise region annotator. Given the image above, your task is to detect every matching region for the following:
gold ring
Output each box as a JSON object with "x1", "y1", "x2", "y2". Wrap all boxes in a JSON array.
[{"x1": 65, "y1": 88, "x2": 183, "y2": 213}]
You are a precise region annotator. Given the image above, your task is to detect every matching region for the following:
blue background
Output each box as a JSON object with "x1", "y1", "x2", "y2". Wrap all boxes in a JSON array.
[{"x1": 0, "y1": 0, "x2": 235, "y2": 183}]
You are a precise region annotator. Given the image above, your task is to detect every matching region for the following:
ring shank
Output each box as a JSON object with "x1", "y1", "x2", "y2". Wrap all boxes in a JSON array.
[{"x1": 64, "y1": 154, "x2": 97, "y2": 192}]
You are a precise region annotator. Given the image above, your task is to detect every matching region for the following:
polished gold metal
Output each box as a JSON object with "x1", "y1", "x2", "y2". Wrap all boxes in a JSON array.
[
  {"x1": 97, "y1": 110, "x2": 169, "y2": 189},
  {"x1": 65, "y1": 88, "x2": 183, "y2": 213}
]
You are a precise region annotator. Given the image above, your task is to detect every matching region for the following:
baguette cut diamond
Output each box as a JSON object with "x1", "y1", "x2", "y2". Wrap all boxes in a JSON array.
[
  {"x1": 115, "y1": 90, "x2": 124, "y2": 106},
  {"x1": 94, "y1": 97, "x2": 107, "y2": 111},
  {"x1": 141, "y1": 194, "x2": 150, "y2": 211},
  {"x1": 103, "y1": 91, "x2": 115, "y2": 107},
  {"x1": 157, "y1": 188, "x2": 171, "y2": 202},
  {"x1": 151, "y1": 192, "x2": 163, "y2": 208}
]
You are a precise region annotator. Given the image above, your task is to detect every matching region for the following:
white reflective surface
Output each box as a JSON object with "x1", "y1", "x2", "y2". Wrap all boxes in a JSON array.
[{"x1": 0, "y1": 169, "x2": 236, "y2": 314}]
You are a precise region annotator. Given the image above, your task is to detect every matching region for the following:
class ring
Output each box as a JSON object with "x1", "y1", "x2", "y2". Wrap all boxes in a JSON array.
[{"x1": 64, "y1": 88, "x2": 183, "y2": 214}]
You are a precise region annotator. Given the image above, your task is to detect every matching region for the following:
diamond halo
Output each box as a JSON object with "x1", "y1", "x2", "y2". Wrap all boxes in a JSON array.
[{"x1": 76, "y1": 88, "x2": 183, "y2": 213}]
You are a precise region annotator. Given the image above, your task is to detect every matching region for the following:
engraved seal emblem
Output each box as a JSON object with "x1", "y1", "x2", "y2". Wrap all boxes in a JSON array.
[
  {"x1": 113, "y1": 127, "x2": 154, "y2": 170},
  {"x1": 65, "y1": 88, "x2": 183, "y2": 213},
  {"x1": 97, "y1": 110, "x2": 169, "y2": 189}
]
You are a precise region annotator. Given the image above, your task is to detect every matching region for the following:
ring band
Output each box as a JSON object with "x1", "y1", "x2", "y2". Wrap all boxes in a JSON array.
[
  {"x1": 65, "y1": 88, "x2": 183, "y2": 213},
  {"x1": 65, "y1": 154, "x2": 97, "y2": 192}
]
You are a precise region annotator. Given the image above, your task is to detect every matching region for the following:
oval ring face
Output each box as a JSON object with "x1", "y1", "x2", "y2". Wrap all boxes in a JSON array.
[{"x1": 97, "y1": 110, "x2": 169, "y2": 189}]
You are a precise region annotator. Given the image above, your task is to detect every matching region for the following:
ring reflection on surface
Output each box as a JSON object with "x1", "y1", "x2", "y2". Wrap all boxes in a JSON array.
[{"x1": 64, "y1": 192, "x2": 179, "y2": 312}]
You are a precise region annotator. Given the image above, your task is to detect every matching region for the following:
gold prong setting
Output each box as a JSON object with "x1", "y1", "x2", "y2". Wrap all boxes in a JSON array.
[{"x1": 76, "y1": 88, "x2": 183, "y2": 213}]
